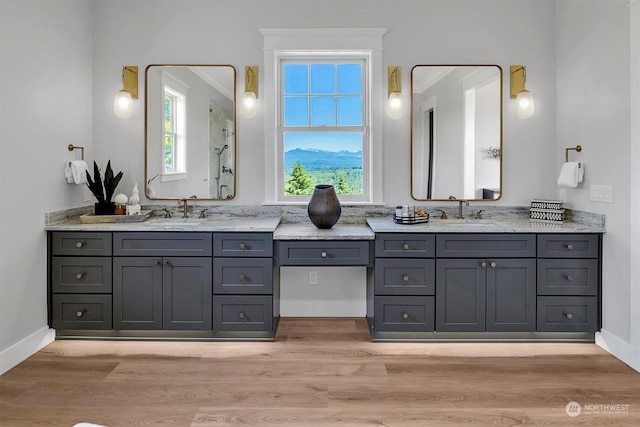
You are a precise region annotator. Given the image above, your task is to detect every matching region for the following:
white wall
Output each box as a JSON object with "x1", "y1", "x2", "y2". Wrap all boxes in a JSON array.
[
  {"x1": 0, "y1": 0, "x2": 93, "y2": 374},
  {"x1": 556, "y1": 0, "x2": 638, "y2": 371},
  {"x1": 1, "y1": 0, "x2": 637, "y2": 373}
]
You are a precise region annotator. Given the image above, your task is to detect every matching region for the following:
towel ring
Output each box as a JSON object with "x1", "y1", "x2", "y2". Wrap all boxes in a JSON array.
[
  {"x1": 68, "y1": 144, "x2": 85, "y2": 166},
  {"x1": 565, "y1": 145, "x2": 582, "y2": 162}
]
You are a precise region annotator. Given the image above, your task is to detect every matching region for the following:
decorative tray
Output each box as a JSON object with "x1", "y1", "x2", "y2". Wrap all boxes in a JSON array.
[
  {"x1": 80, "y1": 210, "x2": 153, "y2": 224},
  {"x1": 393, "y1": 214, "x2": 430, "y2": 225}
]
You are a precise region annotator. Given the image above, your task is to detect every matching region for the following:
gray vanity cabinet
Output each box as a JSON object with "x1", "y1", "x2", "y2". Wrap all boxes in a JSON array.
[
  {"x1": 372, "y1": 234, "x2": 436, "y2": 333},
  {"x1": 50, "y1": 232, "x2": 113, "y2": 330},
  {"x1": 213, "y1": 233, "x2": 276, "y2": 333},
  {"x1": 112, "y1": 232, "x2": 213, "y2": 330},
  {"x1": 435, "y1": 234, "x2": 537, "y2": 332}
]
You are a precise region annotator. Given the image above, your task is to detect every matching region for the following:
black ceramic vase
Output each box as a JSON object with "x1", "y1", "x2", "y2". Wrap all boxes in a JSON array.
[{"x1": 308, "y1": 184, "x2": 341, "y2": 229}]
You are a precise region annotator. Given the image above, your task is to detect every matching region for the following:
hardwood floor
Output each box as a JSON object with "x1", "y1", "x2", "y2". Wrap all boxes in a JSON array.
[{"x1": 1, "y1": 318, "x2": 638, "y2": 426}]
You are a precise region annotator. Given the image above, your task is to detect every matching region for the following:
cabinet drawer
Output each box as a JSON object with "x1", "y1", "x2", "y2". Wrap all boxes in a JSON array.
[
  {"x1": 52, "y1": 257, "x2": 112, "y2": 293},
  {"x1": 375, "y1": 233, "x2": 435, "y2": 258},
  {"x1": 113, "y1": 232, "x2": 212, "y2": 256},
  {"x1": 537, "y1": 296, "x2": 598, "y2": 332},
  {"x1": 214, "y1": 258, "x2": 273, "y2": 294},
  {"x1": 436, "y1": 234, "x2": 536, "y2": 258},
  {"x1": 374, "y1": 259, "x2": 435, "y2": 295},
  {"x1": 214, "y1": 233, "x2": 273, "y2": 257},
  {"x1": 52, "y1": 294, "x2": 112, "y2": 330},
  {"x1": 374, "y1": 296, "x2": 435, "y2": 332},
  {"x1": 537, "y1": 259, "x2": 598, "y2": 296},
  {"x1": 278, "y1": 241, "x2": 371, "y2": 266},
  {"x1": 51, "y1": 232, "x2": 112, "y2": 256},
  {"x1": 213, "y1": 295, "x2": 273, "y2": 331},
  {"x1": 537, "y1": 234, "x2": 599, "y2": 258}
]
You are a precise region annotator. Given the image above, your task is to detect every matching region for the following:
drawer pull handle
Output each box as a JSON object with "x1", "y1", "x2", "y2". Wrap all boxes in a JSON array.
[
  {"x1": 75, "y1": 273, "x2": 85, "y2": 280},
  {"x1": 402, "y1": 312, "x2": 409, "y2": 320},
  {"x1": 321, "y1": 251, "x2": 327, "y2": 258},
  {"x1": 75, "y1": 241, "x2": 84, "y2": 248},
  {"x1": 239, "y1": 243, "x2": 246, "y2": 249},
  {"x1": 402, "y1": 243, "x2": 409, "y2": 250},
  {"x1": 403, "y1": 275, "x2": 409, "y2": 282},
  {"x1": 481, "y1": 262, "x2": 487, "y2": 268},
  {"x1": 567, "y1": 244, "x2": 574, "y2": 250},
  {"x1": 490, "y1": 262, "x2": 497, "y2": 268},
  {"x1": 239, "y1": 312, "x2": 246, "y2": 319},
  {"x1": 239, "y1": 274, "x2": 246, "y2": 281},
  {"x1": 76, "y1": 309, "x2": 86, "y2": 318},
  {"x1": 565, "y1": 312, "x2": 573, "y2": 320},
  {"x1": 566, "y1": 275, "x2": 574, "y2": 281}
]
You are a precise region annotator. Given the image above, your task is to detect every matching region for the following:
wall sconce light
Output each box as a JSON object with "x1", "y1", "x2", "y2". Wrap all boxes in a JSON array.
[
  {"x1": 387, "y1": 66, "x2": 403, "y2": 120},
  {"x1": 113, "y1": 66, "x2": 138, "y2": 119},
  {"x1": 240, "y1": 65, "x2": 258, "y2": 119},
  {"x1": 510, "y1": 65, "x2": 534, "y2": 119}
]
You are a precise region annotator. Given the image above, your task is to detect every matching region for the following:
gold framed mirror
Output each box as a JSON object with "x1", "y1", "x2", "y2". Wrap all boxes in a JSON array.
[
  {"x1": 411, "y1": 65, "x2": 502, "y2": 201},
  {"x1": 145, "y1": 64, "x2": 236, "y2": 200}
]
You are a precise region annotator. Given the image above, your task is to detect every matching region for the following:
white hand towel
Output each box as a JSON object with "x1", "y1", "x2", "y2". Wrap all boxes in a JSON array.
[
  {"x1": 69, "y1": 160, "x2": 88, "y2": 184},
  {"x1": 557, "y1": 162, "x2": 583, "y2": 188},
  {"x1": 64, "y1": 163, "x2": 74, "y2": 183}
]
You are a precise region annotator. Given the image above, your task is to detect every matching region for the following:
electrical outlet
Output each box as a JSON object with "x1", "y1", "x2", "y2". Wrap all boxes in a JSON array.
[
  {"x1": 308, "y1": 271, "x2": 318, "y2": 285},
  {"x1": 590, "y1": 185, "x2": 613, "y2": 203}
]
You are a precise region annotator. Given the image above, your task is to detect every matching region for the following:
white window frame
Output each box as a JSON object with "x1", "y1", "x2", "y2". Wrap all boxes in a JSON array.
[
  {"x1": 261, "y1": 28, "x2": 386, "y2": 205},
  {"x1": 160, "y1": 72, "x2": 188, "y2": 182}
]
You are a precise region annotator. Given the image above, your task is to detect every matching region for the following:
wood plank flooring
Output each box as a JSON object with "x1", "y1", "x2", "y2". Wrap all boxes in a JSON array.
[{"x1": 1, "y1": 318, "x2": 639, "y2": 426}]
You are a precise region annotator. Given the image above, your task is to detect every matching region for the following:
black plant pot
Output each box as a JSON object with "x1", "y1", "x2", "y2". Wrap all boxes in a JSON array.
[
  {"x1": 94, "y1": 202, "x2": 116, "y2": 216},
  {"x1": 307, "y1": 184, "x2": 341, "y2": 229}
]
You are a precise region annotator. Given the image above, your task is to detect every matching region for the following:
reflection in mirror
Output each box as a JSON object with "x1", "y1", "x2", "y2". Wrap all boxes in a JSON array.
[
  {"x1": 411, "y1": 65, "x2": 502, "y2": 201},
  {"x1": 145, "y1": 65, "x2": 236, "y2": 200}
]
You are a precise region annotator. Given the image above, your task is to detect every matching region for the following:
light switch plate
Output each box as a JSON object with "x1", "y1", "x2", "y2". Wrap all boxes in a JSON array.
[
  {"x1": 309, "y1": 271, "x2": 318, "y2": 285},
  {"x1": 590, "y1": 185, "x2": 613, "y2": 203}
]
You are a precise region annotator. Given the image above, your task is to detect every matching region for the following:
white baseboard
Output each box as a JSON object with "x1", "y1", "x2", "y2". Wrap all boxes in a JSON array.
[
  {"x1": 596, "y1": 329, "x2": 640, "y2": 373},
  {"x1": 0, "y1": 327, "x2": 55, "y2": 376}
]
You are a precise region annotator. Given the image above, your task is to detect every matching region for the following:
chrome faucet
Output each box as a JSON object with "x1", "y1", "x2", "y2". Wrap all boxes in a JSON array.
[
  {"x1": 449, "y1": 196, "x2": 469, "y2": 219},
  {"x1": 178, "y1": 198, "x2": 189, "y2": 218}
]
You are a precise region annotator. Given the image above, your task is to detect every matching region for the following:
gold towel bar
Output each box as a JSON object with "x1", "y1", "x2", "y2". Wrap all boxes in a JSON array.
[
  {"x1": 68, "y1": 144, "x2": 85, "y2": 166},
  {"x1": 565, "y1": 145, "x2": 582, "y2": 167}
]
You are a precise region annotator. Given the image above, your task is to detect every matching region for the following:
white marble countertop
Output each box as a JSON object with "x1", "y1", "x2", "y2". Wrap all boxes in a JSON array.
[
  {"x1": 273, "y1": 223, "x2": 375, "y2": 240},
  {"x1": 45, "y1": 216, "x2": 282, "y2": 232},
  {"x1": 366, "y1": 217, "x2": 606, "y2": 233}
]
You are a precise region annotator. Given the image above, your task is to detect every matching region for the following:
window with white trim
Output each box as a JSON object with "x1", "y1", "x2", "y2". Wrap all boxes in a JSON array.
[
  {"x1": 161, "y1": 72, "x2": 187, "y2": 181},
  {"x1": 279, "y1": 56, "x2": 368, "y2": 201},
  {"x1": 261, "y1": 28, "x2": 386, "y2": 205}
]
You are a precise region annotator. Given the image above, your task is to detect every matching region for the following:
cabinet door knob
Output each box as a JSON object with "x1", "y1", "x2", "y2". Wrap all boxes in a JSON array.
[
  {"x1": 239, "y1": 243, "x2": 246, "y2": 249},
  {"x1": 76, "y1": 309, "x2": 86, "y2": 318},
  {"x1": 402, "y1": 312, "x2": 409, "y2": 320},
  {"x1": 566, "y1": 275, "x2": 574, "y2": 281},
  {"x1": 239, "y1": 312, "x2": 246, "y2": 319},
  {"x1": 75, "y1": 273, "x2": 85, "y2": 280},
  {"x1": 162, "y1": 260, "x2": 169, "y2": 266},
  {"x1": 402, "y1": 275, "x2": 409, "y2": 282},
  {"x1": 567, "y1": 244, "x2": 574, "y2": 250},
  {"x1": 321, "y1": 251, "x2": 327, "y2": 258},
  {"x1": 565, "y1": 312, "x2": 573, "y2": 320},
  {"x1": 152, "y1": 260, "x2": 160, "y2": 266},
  {"x1": 75, "y1": 241, "x2": 84, "y2": 248},
  {"x1": 239, "y1": 274, "x2": 246, "y2": 281},
  {"x1": 402, "y1": 243, "x2": 409, "y2": 250},
  {"x1": 481, "y1": 262, "x2": 487, "y2": 268},
  {"x1": 490, "y1": 262, "x2": 497, "y2": 268}
]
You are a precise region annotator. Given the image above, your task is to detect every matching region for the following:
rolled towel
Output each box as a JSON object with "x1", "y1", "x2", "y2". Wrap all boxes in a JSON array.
[
  {"x1": 69, "y1": 160, "x2": 88, "y2": 184},
  {"x1": 64, "y1": 163, "x2": 74, "y2": 183},
  {"x1": 557, "y1": 162, "x2": 583, "y2": 188}
]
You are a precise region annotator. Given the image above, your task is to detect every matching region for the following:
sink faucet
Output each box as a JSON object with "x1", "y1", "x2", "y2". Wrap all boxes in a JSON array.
[
  {"x1": 178, "y1": 198, "x2": 189, "y2": 218},
  {"x1": 449, "y1": 196, "x2": 469, "y2": 219}
]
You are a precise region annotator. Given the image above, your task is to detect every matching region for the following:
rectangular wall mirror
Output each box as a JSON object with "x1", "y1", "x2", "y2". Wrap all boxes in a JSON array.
[
  {"x1": 411, "y1": 65, "x2": 502, "y2": 201},
  {"x1": 145, "y1": 64, "x2": 236, "y2": 200}
]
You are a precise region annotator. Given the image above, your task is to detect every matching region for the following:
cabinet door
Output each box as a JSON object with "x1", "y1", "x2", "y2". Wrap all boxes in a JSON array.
[
  {"x1": 486, "y1": 259, "x2": 536, "y2": 332},
  {"x1": 436, "y1": 259, "x2": 486, "y2": 332},
  {"x1": 113, "y1": 257, "x2": 162, "y2": 330},
  {"x1": 162, "y1": 257, "x2": 212, "y2": 330}
]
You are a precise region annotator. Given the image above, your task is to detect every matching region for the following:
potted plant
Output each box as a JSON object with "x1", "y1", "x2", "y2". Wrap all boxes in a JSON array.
[{"x1": 86, "y1": 160, "x2": 124, "y2": 215}]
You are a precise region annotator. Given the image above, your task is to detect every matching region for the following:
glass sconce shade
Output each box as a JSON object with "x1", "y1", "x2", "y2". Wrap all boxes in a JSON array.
[
  {"x1": 240, "y1": 90, "x2": 257, "y2": 118},
  {"x1": 114, "y1": 90, "x2": 133, "y2": 119},
  {"x1": 515, "y1": 90, "x2": 534, "y2": 119},
  {"x1": 387, "y1": 91, "x2": 403, "y2": 120}
]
